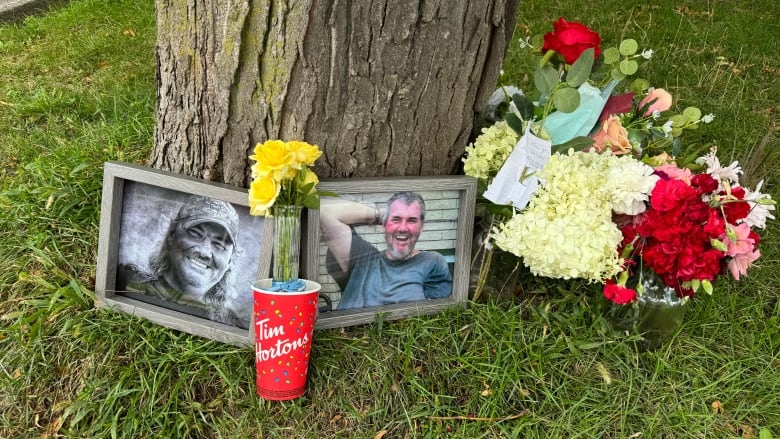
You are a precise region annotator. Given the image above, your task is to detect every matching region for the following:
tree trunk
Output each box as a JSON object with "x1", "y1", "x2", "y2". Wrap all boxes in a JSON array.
[{"x1": 153, "y1": 0, "x2": 518, "y2": 185}]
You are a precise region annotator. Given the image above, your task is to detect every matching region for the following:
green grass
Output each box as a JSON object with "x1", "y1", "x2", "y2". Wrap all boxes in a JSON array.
[{"x1": 1, "y1": 0, "x2": 779, "y2": 437}]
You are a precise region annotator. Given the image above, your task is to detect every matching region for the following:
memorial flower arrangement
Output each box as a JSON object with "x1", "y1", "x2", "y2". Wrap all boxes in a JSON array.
[
  {"x1": 464, "y1": 18, "x2": 776, "y2": 304},
  {"x1": 602, "y1": 153, "x2": 775, "y2": 304}
]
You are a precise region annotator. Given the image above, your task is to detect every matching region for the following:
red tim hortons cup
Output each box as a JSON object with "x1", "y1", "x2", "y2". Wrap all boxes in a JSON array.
[{"x1": 251, "y1": 279, "x2": 320, "y2": 401}]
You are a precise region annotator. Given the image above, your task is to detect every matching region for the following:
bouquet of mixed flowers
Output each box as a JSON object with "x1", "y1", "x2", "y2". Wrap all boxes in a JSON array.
[{"x1": 464, "y1": 18, "x2": 776, "y2": 305}]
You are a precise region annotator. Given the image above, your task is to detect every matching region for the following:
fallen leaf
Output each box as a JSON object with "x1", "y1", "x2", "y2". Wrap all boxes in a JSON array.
[
  {"x1": 12, "y1": 369, "x2": 22, "y2": 379},
  {"x1": 329, "y1": 414, "x2": 342, "y2": 424},
  {"x1": 712, "y1": 400, "x2": 724, "y2": 414},
  {"x1": 41, "y1": 416, "x2": 63, "y2": 439},
  {"x1": 596, "y1": 362, "x2": 612, "y2": 385},
  {"x1": 374, "y1": 430, "x2": 388, "y2": 439},
  {"x1": 122, "y1": 29, "x2": 137, "y2": 37},
  {"x1": 480, "y1": 382, "x2": 492, "y2": 397}
]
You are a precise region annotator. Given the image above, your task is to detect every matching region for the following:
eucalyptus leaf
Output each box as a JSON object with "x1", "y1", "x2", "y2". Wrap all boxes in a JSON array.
[
  {"x1": 535, "y1": 64, "x2": 559, "y2": 95},
  {"x1": 619, "y1": 59, "x2": 638, "y2": 76},
  {"x1": 553, "y1": 86, "x2": 580, "y2": 113},
  {"x1": 610, "y1": 67, "x2": 625, "y2": 81},
  {"x1": 630, "y1": 78, "x2": 650, "y2": 94},
  {"x1": 619, "y1": 39, "x2": 638, "y2": 56},
  {"x1": 603, "y1": 47, "x2": 620, "y2": 64},
  {"x1": 683, "y1": 106, "x2": 702, "y2": 122},
  {"x1": 567, "y1": 48, "x2": 594, "y2": 87}
]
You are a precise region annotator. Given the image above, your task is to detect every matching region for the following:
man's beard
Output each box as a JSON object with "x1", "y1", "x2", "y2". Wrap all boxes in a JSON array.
[{"x1": 386, "y1": 246, "x2": 414, "y2": 260}]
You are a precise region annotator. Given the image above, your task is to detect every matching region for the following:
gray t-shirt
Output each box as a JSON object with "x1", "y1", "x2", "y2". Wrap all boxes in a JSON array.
[{"x1": 326, "y1": 229, "x2": 452, "y2": 310}]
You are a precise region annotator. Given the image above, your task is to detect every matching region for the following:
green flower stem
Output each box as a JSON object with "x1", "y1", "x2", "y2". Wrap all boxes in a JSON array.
[{"x1": 272, "y1": 205, "x2": 302, "y2": 283}]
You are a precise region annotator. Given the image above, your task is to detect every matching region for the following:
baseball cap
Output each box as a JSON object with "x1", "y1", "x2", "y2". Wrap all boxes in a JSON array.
[{"x1": 175, "y1": 196, "x2": 239, "y2": 245}]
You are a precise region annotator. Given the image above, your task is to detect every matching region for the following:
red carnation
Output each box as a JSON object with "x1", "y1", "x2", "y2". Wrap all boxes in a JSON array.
[
  {"x1": 542, "y1": 18, "x2": 602, "y2": 65},
  {"x1": 604, "y1": 280, "x2": 637, "y2": 305},
  {"x1": 721, "y1": 187, "x2": 751, "y2": 223},
  {"x1": 650, "y1": 179, "x2": 699, "y2": 212},
  {"x1": 691, "y1": 173, "x2": 718, "y2": 194}
]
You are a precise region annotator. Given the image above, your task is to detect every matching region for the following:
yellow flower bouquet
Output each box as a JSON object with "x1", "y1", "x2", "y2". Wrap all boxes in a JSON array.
[{"x1": 248, "y1": 139, "x2": 326, "y2": 287}]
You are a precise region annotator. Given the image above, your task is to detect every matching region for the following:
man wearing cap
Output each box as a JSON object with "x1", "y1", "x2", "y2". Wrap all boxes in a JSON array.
[{"x1": 121, "y1": 195, "x2": 242, "y2": 324}]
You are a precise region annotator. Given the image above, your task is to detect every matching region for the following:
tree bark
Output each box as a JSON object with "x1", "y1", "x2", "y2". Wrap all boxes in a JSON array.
[{"x1": 153, "y1": 0, "x2": 518, "y2": 185}]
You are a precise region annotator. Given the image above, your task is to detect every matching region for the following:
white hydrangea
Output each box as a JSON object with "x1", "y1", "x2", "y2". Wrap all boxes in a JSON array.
[
  {"x1": 462, "y1": 120, "x2": 519, "y2": 180},
  {"x1": 492, "y1": 150, "x2": 654, "y2": 282}
]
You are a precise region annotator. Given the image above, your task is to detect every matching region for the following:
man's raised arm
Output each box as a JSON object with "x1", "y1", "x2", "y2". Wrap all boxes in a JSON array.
[{"x1": 319, "y1": 198, "x2": 384, "y2": 274}]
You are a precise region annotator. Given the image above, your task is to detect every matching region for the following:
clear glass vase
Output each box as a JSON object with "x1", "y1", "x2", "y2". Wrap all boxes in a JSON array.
[
  {"x1": 607, "y1": 266, "x2": 688, "y2": 350},
  {"x1": 272, "y1": 205, "x2": 302, "y2": 283}
]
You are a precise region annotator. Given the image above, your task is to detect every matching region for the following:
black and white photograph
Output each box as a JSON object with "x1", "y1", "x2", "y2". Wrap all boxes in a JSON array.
[
  {"x1": 96, "y1": 161, "x2": 272, "y2": 346},
  {"x1": 304, "y1": 176, "x2": 477, "y2": 330},
  {"x1": 115, "y1": 182, "x2": 265, "y2": 329}
]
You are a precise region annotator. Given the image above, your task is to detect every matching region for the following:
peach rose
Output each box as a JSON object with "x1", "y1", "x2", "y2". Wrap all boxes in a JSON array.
[
  {"x1": 639, "y1": 88, "x2": 673, "y2": 116},
  {"x1": 590, "y1": 115, "x2": 632, "y2": 154}
]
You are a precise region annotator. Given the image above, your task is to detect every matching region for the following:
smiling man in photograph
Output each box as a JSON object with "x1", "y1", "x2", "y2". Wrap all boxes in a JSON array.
[
  {"x1": 120, "y1": 196, "x2": 241, "y2": 324},
  {"x1": 320, "y1": 191, "x2": 452, "y2": 310}
]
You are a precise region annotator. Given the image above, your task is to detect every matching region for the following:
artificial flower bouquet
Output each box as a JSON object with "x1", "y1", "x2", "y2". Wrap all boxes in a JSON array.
[{"x1": 463, "y1": 17, "x2": 776, "y2": 306}]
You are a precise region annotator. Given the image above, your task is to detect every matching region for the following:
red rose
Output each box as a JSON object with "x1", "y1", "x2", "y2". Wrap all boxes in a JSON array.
[
  {"x1": 542, "y1": 18, "x2": 602, "y2": 65},
  {"x1": 603, "y1": 280, "x2": 637, "y2": 305}
]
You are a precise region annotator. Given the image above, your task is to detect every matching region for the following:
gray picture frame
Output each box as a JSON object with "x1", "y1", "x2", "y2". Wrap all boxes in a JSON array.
[
  {"x1": 95, "y1": 161, "x2": 272, "y2": 346},
  {"x1": 305, "y1": 176, "x2": 477, "y2": 330}
]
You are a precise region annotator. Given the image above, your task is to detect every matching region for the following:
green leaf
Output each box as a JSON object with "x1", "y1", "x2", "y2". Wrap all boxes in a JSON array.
[
  {"x1": 511, "y1": 93, "x2": 536, "y2": 121},
  {"x1": 566, "y1": 48, "x2": 594, "y2": 87},
  {"x1": 702, "y1": 279, "x2": 713, "y2": 295},
  {"x1": 619, "y1": 39, "x2": 638, "y2": 56},
  {"x1": 535, "y1": 64, "x2": 559, "y2": 95},
  {"x1": 553, "y1": 136, "x2": 594, "y2": 151},
  {"x1": 552, "y1": 86, "x2": 580, "y2": 113},
  {"x1": 504, "y1": 113, "x2": 525, "y2": 137},
  {"x1": 298, "y1": 182, "x2": 315, "y2": 195},
  {"x1": 619, "y1": 59, "x2": 638, "y2": 76},
  {"x1": 630, "y1": 78, "x2": 650, "y2": 94},
  {"x1": 603, "y1": 47, "x2": 620, "y2": 64},
  {"x1": 759, "y1": 428, "x2": 774, "y2": 439},
  {"x1": 683, "y1": 106, "x2": 702, "y2": 122},
  {"x1": 303, "y1": 195, "x2": 320, "y2": 209},
  {"x1": 691, "y1": 279, "x2": 701, "y2": 292},
  {"x1": 710, "y1": 238, "x2": 728, "y2": 252},
  {"x1": 609, "y1": 67, "x2": 625, "y2": 81}
]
